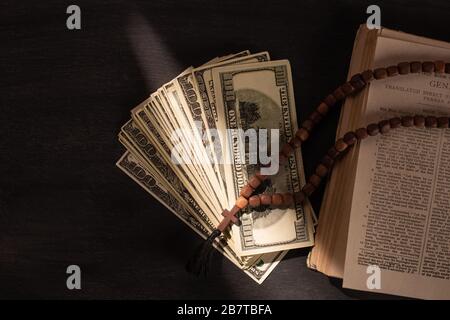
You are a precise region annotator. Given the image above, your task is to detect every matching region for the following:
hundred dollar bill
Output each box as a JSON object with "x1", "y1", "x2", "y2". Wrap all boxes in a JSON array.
[
  {"x1": 213, "y1": 60, "x2": 315, "y2": 256},
  {"x1": 120, "y1": 119, "x2": 220, "y2": 227},
  {"x1": 117, "y1": 151, "x2": 286, "y2": 284},
  {"x1": 189, "y1": 52, "x2": 271, "y2": 202}
]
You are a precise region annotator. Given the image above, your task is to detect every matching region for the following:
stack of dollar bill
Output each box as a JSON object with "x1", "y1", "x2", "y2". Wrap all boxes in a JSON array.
[{"x1": 116, "y1": 50, "x2": 316, "y2": 284}]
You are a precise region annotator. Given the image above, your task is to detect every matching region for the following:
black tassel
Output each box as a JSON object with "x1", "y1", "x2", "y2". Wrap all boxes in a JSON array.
[{"x1": 186, "y1": 229, "x2": 221, "y2": 276}]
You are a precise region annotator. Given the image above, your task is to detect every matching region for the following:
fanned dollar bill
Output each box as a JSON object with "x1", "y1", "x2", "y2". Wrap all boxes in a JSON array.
[
  {"x1": 116, "y1": 52, "x2": 313, "y2": 283},
  {"x1": 117, "y1": 152, "x2": 287, "y2": 283},
  {"x1": 213, "y1": 60, "x2": 315, "y2": 256}
]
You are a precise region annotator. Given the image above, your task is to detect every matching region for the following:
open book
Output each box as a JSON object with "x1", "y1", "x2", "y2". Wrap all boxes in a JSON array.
[{"x1": 308, "y1": 25, "x2": 450, "y2": 299}]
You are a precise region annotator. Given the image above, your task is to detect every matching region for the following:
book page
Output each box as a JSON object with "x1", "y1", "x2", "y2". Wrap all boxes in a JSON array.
[{"x1": 343, "y1": 35, "x2": 450, "y2": 299}]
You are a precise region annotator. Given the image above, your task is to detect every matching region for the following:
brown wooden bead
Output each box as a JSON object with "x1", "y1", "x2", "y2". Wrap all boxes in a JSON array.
[
  {"x1": 379, "y1": 120, "x2": 391, "y2": 134},
  {"x1": 302, "y1": 183, "x2": 315, "y2": 196},
  {"x1": 271, "y1": 194, "x2": 283, "y2": 207},
  {"x1": 309, "y1": 111, "x2": 323, "y2": 124},
  {"x1": 324, "y1": 94, "x2": 337, "y2": 107},
  {"x1": 414, "y1": 115, "x2": 425, "y2": 127},
  {"x1": 309, "y1": 174, "x2": 321, "y2": 188},
  {"x1": 333, "y1": 87, "x2": 346, "y2": 100},
  {"x1": 289, "y1": 136, "x2": 302, "y2": 148},
  {"x1": 437, "y1": 117, "x2": 449, "y2": 128},
  {"x1": 397, "y1": 62, "x2": 410, "y2": 75},
  {"x1": 296, "y1": 128, "x2": 309, "y2": 142},
  {"x1": 401, "y1": 116, "x2": 414, "y2": 127},
  {"x1": 361, "y1": 70, "x2": 374, "y2": 82},
  {"x1": 446, "y1": 63, "x2": 450, "y2": 74},
  {"x1": 281, "y1": 143, "x2": 294, "y2": 157},
  {"x1": 302, "y1": 119, "x2": 315, "y2": 131},
  {"x1": 260, "y1": 194, "x2": 272, "y2": 206},
  {"x1": 240, "y1": 185, "x2": 254, "y2": 198},
  {"x1": 248, "y1": 195, "x2": 261, "y2": 207},
  {"x1": 367, "y1": 123, "x2": 380, "y2": 136},
  {"x1": 343, "y1": 132, "x2": 357, "y2": 146},
  {"x1": 422, "y1": 61, "x2": 434, "y2": 73},
  {"x1": 350, "y1": 74, "x2": 365, "y2": 90},
  {"x1": 434, "y1": 60, "x2": 446, "y2": 73},
  {"x1": 341, "y1": 82, "x2": 354, "y2": 95},
  {"x1": 425, "y1": 116, "x2": 437, "y2": 128},
  {"x1": 236, "y1": 196, "x2": 249, "y2": 209},
  {"x1": 321, "y1": 155, "x2": 334, "y2": 168},
  {"x1": 255, "y1": 171, "x2": 268, "y2": 181},
  {"x1": 248, "y1": 176, "x2": 262, "y2": 188},
  {"x1": 315, "y1": 164, "x2": 328, "y2": 178},
  {"x1": 335, "y1": 138, "x2": 348, "y2": 152},
  {"x1": 327, "y1": 147, "x2": 340, "y2": 159},
  {"x1": 294, "y1": 191, "x2": 305, "y2": 203},
  {"x1": 374, "y1": 68, "x2": 387, "y2": 79},
  {"x1": 317, "y1": 102, "x2": 329, "y2": 115},
  {"x1": 282, "y1": 193, "x2": 294, "y2": 206},
  {"x1": 389, "y1": 117, "x2": 402, "y2": 128},
  {"x1": 411, "y1": 61, "x2": 422, "y2": 73},
  {"x1": 387, "y1": 65, "x2": 399, "y2": 77},
  {"x1": 355, "y1": 127, "x2": 368, "y2": 139}
]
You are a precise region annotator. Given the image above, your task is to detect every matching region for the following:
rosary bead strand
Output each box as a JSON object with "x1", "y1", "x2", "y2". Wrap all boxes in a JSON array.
[{"x1": 219, "y1": 61, "x2": 449, "y2": 231}]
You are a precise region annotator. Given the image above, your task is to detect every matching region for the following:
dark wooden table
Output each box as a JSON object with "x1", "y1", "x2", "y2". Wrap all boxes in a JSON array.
[{"x1": 1, "y1": 0, "x2": 449, "y2": 299}]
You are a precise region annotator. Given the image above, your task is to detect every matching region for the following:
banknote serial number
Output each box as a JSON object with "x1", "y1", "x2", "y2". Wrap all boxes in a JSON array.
[{"x1": 177, "y1": 304, "x2": 272, "y2": 317}]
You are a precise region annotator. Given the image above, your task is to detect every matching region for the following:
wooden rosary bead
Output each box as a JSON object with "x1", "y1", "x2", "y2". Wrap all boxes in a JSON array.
[
  {"x1": 240, "y1": 185, "x2": 254, "y2": 198},
  {"x1": 361, "y1": 70, "x2": 374, "y2": 82},
  {"x1": 324, "y1": 94, "x2": 337, "y2": 107},
  {"x1": 446, "y1": 63, "x2": 450, "y2": 74},
  {"x1": 389, "y1": 117, "x2": 402, "y2": 128},
  {"x1": 367, "y1": 123, "x2": 380, "y2": 136},
  {"x1": 317, "y1": 102, "x2": 329, "y2": 115},
  {"x1": 425, "y1": 116, "x2": 437, "y2": 128},
  {"x1": 236, "y1": 196, "x2": 249, "y2": 209},
  {"x1": 334, "y1": 138, "x2": 348, "y2": 152},
  {"x1": 401, "y1": 116, "x2": 414, "y2": 127},
  {"x1": 374, "y1": 68, "x2": 387, "y2": 79},
  {"x1": 378, "y1": 120, "x2": 391, "y2": 134},
  {"x1": 422, "y1": 61, "x2": 435, "y2": 73},
  {"x1": 296, "y1": 128, "x2": 309, "y2": 142},
  {"x1": 282, "y1": 193, "x2": 294, "y2": 206},
  {"x1": 341, "y1": 82, "x2": 355, "y2": 95},
  {"x1": 248, "y1": 176, "x2": 262, "y2": 188},
  {"x1": 289, "y1": 136, "x2": 302, "y2": 148},
  {"x1": 350, "y1": 74, "x2": 366, "y2": 90},
  {"x1": 271, "y1": 194, "x2": 283, "y2": 207},
  {"x1": 281, "y1": 143, "x2": 294, "y2": 157},
  {"x1": 309, "y1": 174, "x2": 322, "y2": 188},
  {"x1": 387, "y1": 65, "x2": 399, "y2": 77},
  {"x1": 397, "y1": 62, "x2": 410, "y2": 74},
  {"x1": 414, "y1": 115, "x2": 425, "y2": 127},
  {"x1": 355, "y1": 127, "x2": 368, "y2": 140},
  {"x1": 315, "y1": 164, "x2": 328, "y2": 178},
  {"x1": 333, "y1": 87, "x2": 346, "y2": 101},
  {"x1": 260, "y1": 194, "x2": 272, "y2": 206},
  {"x1": 343, "y1": 132, "x2": 357, "y2": 146},
  {"x1": 327, "y1": 146, "x2": 340, "y2": 159},
  {"x1": 410, "y1": 61, "x2": 422, "y2": 73},
  {"x1": 309, "y1": 111, "x2": 323, "y2": 124},
  {"x1": 434, "y1": 61, "x2": 446, "y2": 73},
  {"x1": 302, "y1": 119, "x2": 315, "y2": 132},
  {"x1": 294, "y1": 191, "x2": 305, "y2": 204},
  {"x1": 321, "y1": 155, "x2": 334, "y2": 168},
  {"x1": 437, "y1": 117, "x2": 449, "y2": 128},
  {"x1": 248, "y1": 195, "x2": 261, "y2": 207},
  {"x1": 302, "y1": 183, "x2": 315, "y2": 196}
]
